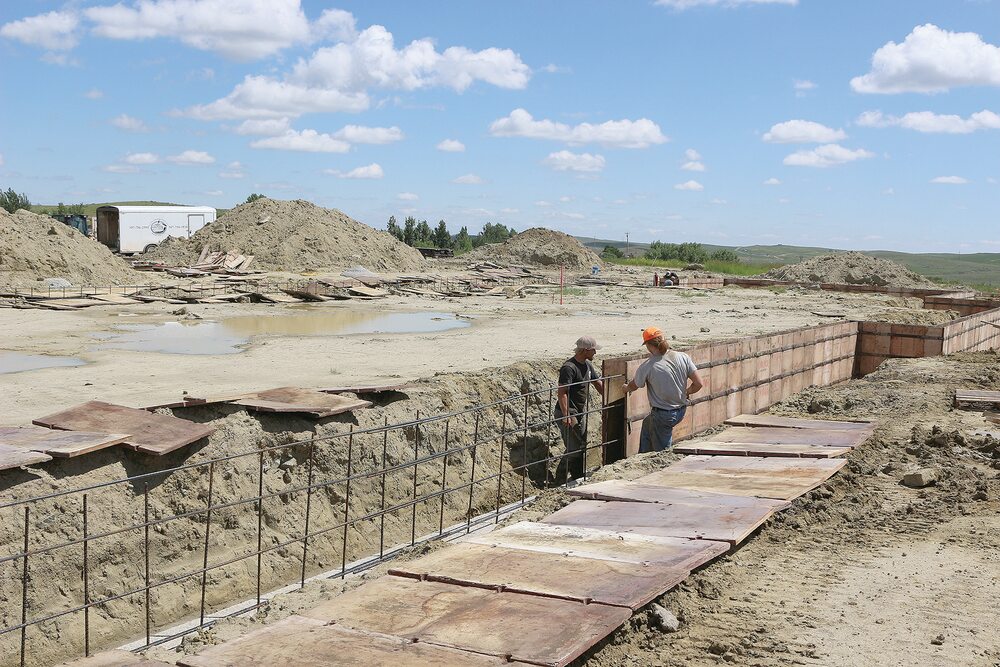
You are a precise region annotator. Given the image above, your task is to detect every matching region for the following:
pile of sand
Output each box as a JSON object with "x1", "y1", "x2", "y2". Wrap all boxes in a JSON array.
[
  {"x1": 762, "y1": 251, "x2": 937, "y2": 288},
  {"x1": 464, "y1": 227, "x2": 602, "y2": 271},
  {"x1": 147, "y1": 198, "x2": 426, "y2": 273},
  {"x1": 0, "y1": 209, "x2": 143, "y2": 287}
]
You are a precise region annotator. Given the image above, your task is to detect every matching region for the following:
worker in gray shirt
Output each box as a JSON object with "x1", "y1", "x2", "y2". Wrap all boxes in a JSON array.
[{"x1": 622, "y1": 326, "x2": 703, "y2": 453}]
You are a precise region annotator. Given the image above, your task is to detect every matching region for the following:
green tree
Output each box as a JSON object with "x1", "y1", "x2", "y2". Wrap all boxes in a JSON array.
[
  {"x1": 709, "y1": 249, "x2": 740, "y2": 263},
  {"x1": 403, "y1": 216, "x2": 417, "y2": 246},
  {"x1": 432, "y1": 219, "x2": 452, "y2": 248},
  {"x1": 56, "y1": 202, "x2": 67, "y2": 216},
  {"x1": 386, "y1": 215, "x2": 404, "y2": 242},
  {"x1": 416, "y1": 220, "x2": 433, "y2": 246},
  {"x1": 453, "y1": 226, "x2": 473, "y2": 254},
  {"x1": 645, "y1": 241, "x2": 708, "y2": 264},
  {"x1": 475, "y1": 222, "x2": 516, "y2": 247},
  {"x1": 601, "y1": 245, "x2": 624, "y2": 259},
  {"x1": 0, "y1": 188, "x2": 31, "y2": 213},
  {"x1": 244, "y1": 193, "x2": 266, "y2": 204}
]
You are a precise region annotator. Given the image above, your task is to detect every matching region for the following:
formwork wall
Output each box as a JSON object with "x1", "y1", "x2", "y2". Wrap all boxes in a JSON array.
[
  {"x1": 677, "y1": 277, "x2": 725, "y2": 289},
  {"x1": 602, "y1": 321, "x2": 858, "y2": 458},
  {"x1": 923, "y1": 295, "x2": 1000, "y2": 317},
  {"x1": 941, "y1": 307, "x2": 1000, "y2": 354},
  {"x1": 724, "y1": 277, "x2": 975, "y2": 300}
]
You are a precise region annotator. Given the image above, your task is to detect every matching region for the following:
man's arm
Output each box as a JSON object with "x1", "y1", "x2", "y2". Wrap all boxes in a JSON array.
[
  {"x1": 686, "y1": 369, "x2": 703, "y2": 398},
  {"x1": 557, "y1": 386, "x2": 575, "y2": 426}
]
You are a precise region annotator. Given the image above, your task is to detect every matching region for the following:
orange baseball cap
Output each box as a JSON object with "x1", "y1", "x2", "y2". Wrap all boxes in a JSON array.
[{"x1": 641, "y1": 326, "x2": 663, "y2": 343}]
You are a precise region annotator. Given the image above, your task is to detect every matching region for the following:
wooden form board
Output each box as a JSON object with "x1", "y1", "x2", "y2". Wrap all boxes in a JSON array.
[
  {"x1": 954, "y1": 389, "x2": 1000, "y2": 408},
  {"x1": 567, "y1": 480, "x2": 790, "y2": 511},
  {"x1": 636, "y1": 455, "x2": 847, "y2": 501},
  {"x1": 179, "y1": 615, "x2": 508, "y2": 667},
  {"x1": 465, "y1": 521, "x2": 729, "y2": 569},
  {"x1": 942, "y1": 308, "x2": 1000, "y2": 355},
  {"x1": 0, "y1": 425, "x2": 131, "y2": 457},
  {"x1": 232, "y1": 387, "x2": 372, "y2": 418},
  {"x1": 672, "y1": 441, "x2": 852, "y2": 458},
  {"x1": 0, "y1": 443, "x2": 52, "y2": 470},
  {"x1": 723, "y1": 413, "x2": 874, "y2": 430},
  {"x1": 701, "y1": 426, "x2": 870, "y2": 447},
  {"x1": 56, "y1": 650, "x2": 173, "y2": 666},
  {"x1": 542, "y1": 498, "x2": 781, "y2": 546},
  {"x1": 388, "y1": 542, "x2": 689, "y2": 610},
  {"x1": 303, "y1": 576, "x2": 630, "y2": 667},
  {"x1": 723, "y1": 277, "x2": 972, "y2": 299},
  {"x1": 32, "y1": 401, "x2": 215, "y2": 455}
]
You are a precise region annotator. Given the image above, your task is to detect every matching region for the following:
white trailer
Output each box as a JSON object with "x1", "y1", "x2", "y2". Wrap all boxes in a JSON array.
[{"x1": 95, "y1": 205, "x2": 216, "y2": 254}]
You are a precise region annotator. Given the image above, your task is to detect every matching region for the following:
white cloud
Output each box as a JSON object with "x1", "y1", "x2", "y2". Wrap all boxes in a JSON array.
[
  {"x1": 681, "y1": 161, "x2": 705, "y2": 172},
  {"x1": 777, "y1": 197, "x2": 791, "y2": 204},
  {"x1": 250, "y1": 129, "x2": 351, "y2": 153},
  {"x1": 312, "y1": 8, "x2": 356, "y2": 42},
  {"x1": 111, "y1": 114, "x2": 149, "y2": 132},
  {"x1": 489, "y1": 108, "x2": 668, "y2": 148},
  {"x1": 684, "y1": 148, "x2": 702, "y2": 161},
  {"x1": 102, "y1": 164, "x2": 140, "y2": 174},
  {"x1": 763, "y1": 120, "x2": 846, "y2": 143},
  {"x1": 542, "y1": 150, "x2": 606, "y2": 173},
  {"x1": 654, "y1": 0, "x2": 797, "y2": 8},
  {"x1": 783, "y1": 144, "x2": 875, "y2": 167},
  {"x1": 166, "y1": 150, "x2": 215, "y2": 165},
  {"x1": 534, "y1": 200, "x2": 552, "y2": 207},
  {"x1": 559, "y1": 196, "x2": 573, "y2": 203},
  {"x1": 332, "y1": 163, "x2": 384, "y2": 179},
  {"x1": 219, "y1": 161, "x2": 245, "y2": 179},
  {"x1": 856, "y1": 109, "x2": 1000, "y2": 134},
  {"x1": 763, "y1": 177, "x2": 782, "y2": 185},
  {"x1": 182, "y1": 23, "x2": 527, "y2": 120},
  {"x1": 500, "y1": 207, "x2": 519, "y2": 214},
  {"x1": 674, "y1": 180, "x2": 704, "y2": 191},
  {"x1": 882, "y1": 187, "x2": 895, "y2": 195},
  {"x1": 0, "y1": 10, "x2": 79, "y2": 50},
  {"x1": 203, "y1": 190, "x2": 223, "y2": 196},
  {"x1": 710, "y1": 198, "x2": 727, "y2": 205},
  {"x1": 851, "y1": 24, "x2": 1000, "y2": 94},
  {"x1": 453, "y1": 173, "x2": 484, "y2": 184},
  {"x1": 124, "y1": 152, "x2": 160, "y2": 165},
  {"x1": 234, "y1": 118, "x2": 292, "y2": 136},
  {"x1": 930, "y1": 176, "x2": 968, "y2": 184},
  {"x1": 793, "y1": 79, "x2": 816, "y2": 91},
  {"x1": 332, "y1": 125, "x2": 403, "y2": 144},
  {"x1": 85, "y1": 88, "x2": 104, "y2": 99},
  {"x1": 397, "y1": 192, "x2": 419, "y2": 201},
  {"x1": 437, "y1": 139, "x2": 466, "y2": 152},
  {"x1": 0, "y1": 154, "x2": 5, "y2": 166}
]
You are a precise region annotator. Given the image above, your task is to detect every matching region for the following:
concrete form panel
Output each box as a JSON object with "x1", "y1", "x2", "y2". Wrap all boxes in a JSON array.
[{"x1": 723, "y1": 414, "x2": 874, "y2": 430}]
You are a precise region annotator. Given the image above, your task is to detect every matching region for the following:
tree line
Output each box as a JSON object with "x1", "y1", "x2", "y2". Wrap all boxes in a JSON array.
[
  {"x1": 601, "y1": 241, "x2": 741, "y2": 264},
  {"x1": 1, "y1": 188, "x2": 31, "y2": 214},
  {"x1": 385, "y1": 216, "x2": 516, "y2": 254}
]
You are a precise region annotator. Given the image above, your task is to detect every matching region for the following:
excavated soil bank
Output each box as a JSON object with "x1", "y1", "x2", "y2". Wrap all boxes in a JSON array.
[
  {"x1": 464, "y1": 227, "x2": 603, "y2": 271},
  {"x1": 763, "y1": 251, "x2": 939, "y2": 288},
  {"x1": 0, "y1": 209, "x2": 143, "y2": 288},
  {"x1": 146, "y1": 199, "x2": 426, "y2": 273}
]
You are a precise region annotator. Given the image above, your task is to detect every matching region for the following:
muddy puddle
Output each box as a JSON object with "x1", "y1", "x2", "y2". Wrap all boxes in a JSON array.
[
  {"x1": 92, "y1": 310, "x2": 471, "y2": 355},
  {"x1": 0, "y1": 352, "x2": 87, "y2": 374}
]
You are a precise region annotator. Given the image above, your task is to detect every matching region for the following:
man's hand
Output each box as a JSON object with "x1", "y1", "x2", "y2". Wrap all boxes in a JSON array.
[
  {"x1": 621, "y1": 382, "x2": 630, "y2": 394},
  {"x1": 562, "y1": 415, "x2": 577, "y2": 427}
]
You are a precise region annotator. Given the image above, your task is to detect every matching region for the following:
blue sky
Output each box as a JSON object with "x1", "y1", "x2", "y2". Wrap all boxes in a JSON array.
[{"x1": 1, "y1": 0, "x2": 998, "y2": 252}]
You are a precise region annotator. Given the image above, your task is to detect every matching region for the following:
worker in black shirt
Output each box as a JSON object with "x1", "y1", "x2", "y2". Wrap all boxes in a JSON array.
[{"x1": 554, "y1": 336, "x2": 604, "y2": 483}]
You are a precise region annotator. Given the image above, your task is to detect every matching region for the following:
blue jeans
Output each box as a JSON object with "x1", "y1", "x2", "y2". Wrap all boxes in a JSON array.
[{"x1": 638, "y1": 406, "x2": 687, "y2": 454}]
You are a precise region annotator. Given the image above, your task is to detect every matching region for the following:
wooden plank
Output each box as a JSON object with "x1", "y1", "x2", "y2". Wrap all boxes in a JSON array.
[
  {"x1": 954, "y1": 389, "x2": 1000, "y2": 407},
  {"x1": 703, "y1": 426, "x2": 870, "y2": 447},
  {"x1": 465, "y1": 521, "x2": 728, "y2": 568},
  {"x1": 724, "y1": 413, "x2": 874, "y2": 430},
  {"x1": 319, "y1": 384, "x2": 408, "y2": 394},
  {"x1": 87, "y1": 294, "x2": 142, "y2": 305},
  {"x1": 0, "y1": 425, "x2": 131, "y2": 457},
  {"x1": 388, "y1": 542, "x2": 688, "y2": 610},
  {"x1": 33, "y1": 401, "x2": 215, "y2": 455},
  {"x1": 179, "y1": 615, "x2": 506, "y2": 667},
  {"x1": 347, "y1": 285, "x2": 389, "y2": 298},
  {"x1": 0, "y1": 443, "x2": 53, "y2": 470},
  {"x1": 302, "y1": 577, "x2": 630, "y2": 667},
  {"x1": 673, "y1": 441, "x2": 851, "y2": 458},
  {"x1": 232, "y1": 387, "x2": 372, "y2": 417},
  {"x1": 56, "y1": 650, "x2": 173, "y2": 666},
  {"x1": 542, "y1": 498, "x2": 781, "y2": 546},
  {"x1": 567, "y1": 479, "x2": 790, "y2": 511}
]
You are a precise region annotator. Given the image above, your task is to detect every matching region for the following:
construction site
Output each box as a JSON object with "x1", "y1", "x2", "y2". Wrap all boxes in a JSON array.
[{"x1": 1, "y1": 199, "x2": 999, "y2": 667}]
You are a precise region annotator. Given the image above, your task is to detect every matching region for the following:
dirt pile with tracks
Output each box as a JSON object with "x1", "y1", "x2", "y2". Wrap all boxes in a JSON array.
[
  {"x1": 0, "y1": 209, "x2": 143, "y2": 287},
  {"x1": 146, "y1": 198, "x2": 425, "y2": 273},
  {"x1": 762, "y1": 251, "x2": 938, "y2": 288},
  {"x1": 464, "y1": 227, "x2": 602, "y2": 271}
]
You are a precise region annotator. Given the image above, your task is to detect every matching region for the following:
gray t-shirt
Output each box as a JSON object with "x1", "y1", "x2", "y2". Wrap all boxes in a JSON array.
[{"x1": 633, "y1": 350, "x2": 697, "y2": 410}]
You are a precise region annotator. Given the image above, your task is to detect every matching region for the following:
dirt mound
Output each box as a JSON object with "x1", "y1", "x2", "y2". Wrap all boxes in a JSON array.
[
  {"x1": 762, "y1": 251, "x2": 937, "y2": 288},
  {"x1": 0, "y1": 209, "x2": 143, "y2": 287},
  {"x1": 146, "y1": 199, "x2": 426, "y2": 273},
  {"x1": 464, "y1": 227, "x2": 602, "y2": 271}
]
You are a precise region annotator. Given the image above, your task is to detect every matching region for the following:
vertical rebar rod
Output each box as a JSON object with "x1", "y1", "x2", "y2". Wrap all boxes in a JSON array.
[
  {"x1": 300, "y1": 441, "x2": 316, "y2": 588},
  {"x1": 198, "y1": 462, "x2": 215, "y2": 627},
  {"x1": 495, "y1": 410, "x2": 507, "y2": 523},
  {"x1": 521, "y1": 395, "x2": 529, "y2": 502},
  {"x1": 378, "y1": 417, "x2": 388, "y2": 558},
  {"x1": 340, "y1": 426, "x2": 354, "y2": 579},
  {"x1": 584, "y1": 379, "x2": 592, "y2": 482},
  {"x1": 82, "y1": 495, "x2": 90, "y2": 657},
  {"x1": 438, "y1": 420, "x2": 450, "y2": 535},
  {"x1": 466, "y1": 412, "x2": 479, "y2": 534},
  {"x1": 20, "y1": 507, "x2": 29, "y2": 667},
  {"x1": 411, "y1": 412, "x2": 420, "y2": 546},
  {"x1": 546, "y1": 388, "x2": 554, "y2": 487},
  {"x1": 143, "y1": 483, "x2": 151, "y2": 647},
  {"x1": 255, "y1": 450, "x2": 264, "y2": 605}
]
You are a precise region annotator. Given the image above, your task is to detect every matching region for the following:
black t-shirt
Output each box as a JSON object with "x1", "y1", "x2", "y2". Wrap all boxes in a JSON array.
[{"x1": 556, "y1": 358, "x2": 596, "y2": 417}]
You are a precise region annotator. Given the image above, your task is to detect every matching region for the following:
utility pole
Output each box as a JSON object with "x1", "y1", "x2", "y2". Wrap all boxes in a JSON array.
[{"x1": 625, "y1": 232, "x2": 629, "y2": 256}]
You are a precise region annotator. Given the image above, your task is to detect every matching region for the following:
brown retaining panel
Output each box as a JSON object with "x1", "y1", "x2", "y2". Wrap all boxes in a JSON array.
[
  {"x1": 724, "y1": 277, "x2": 975, "y2": 300},
  {"x1": 677, "y1": 278, "x2": 725, "y2": 289},
  {"x1": 923, "y1": 295, "x2": 1000, "y2": 316}
]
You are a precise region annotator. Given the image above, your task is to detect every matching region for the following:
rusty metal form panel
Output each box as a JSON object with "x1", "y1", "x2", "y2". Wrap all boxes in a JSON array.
[
  {"x1": 179, "y1": 615, "x2": 507, "y2": 667},
  {"x1": 704, "y1": 426, "x2": 870, "y2": 447},
  {"x1": 0, "y1": 443, "x2": 52, "y2": 471},
  {"x1": 55, "y1": 650, "x2": 174, "y2": 666},
  {"x1": 0, "y1": 425, "x2": 131, "y2": 457},
  {"x1": 302, "y1": 576, "x2": 630, "y2": 667},
  {"x1": 465, "y1": 521, "x2": 728, "y2": 568},
  {"x1": 233, "y1": 387, "x2": 372, "y2": 418},
  {"x1": 673, "y1": 441, "x2": 851, "y2": 458},
  {"x1": 568, "y1": 480, "x2": 790, "y2": 511},
  {"x1": 638, "y1": 455, "x2": 847, "y2": 501},
  {"x1": 542, "y1": 498, "x2": 780, "y2": 546},
  {"x1": 723, "y1": 414, "x2": 874, "y2": 431},
  {"x1": 388, "y1": 542, "x2": 687, "y2": 610}
]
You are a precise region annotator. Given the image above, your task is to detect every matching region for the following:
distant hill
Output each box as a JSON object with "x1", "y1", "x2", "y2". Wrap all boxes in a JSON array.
[{"x1": 579, "y1": 239, "x2": 1000, "y2": 287}]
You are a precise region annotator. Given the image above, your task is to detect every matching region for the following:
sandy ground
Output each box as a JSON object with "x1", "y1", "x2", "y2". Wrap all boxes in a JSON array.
[{"x1": 0, "y1": 283, "x2": 950, "y2": 424}]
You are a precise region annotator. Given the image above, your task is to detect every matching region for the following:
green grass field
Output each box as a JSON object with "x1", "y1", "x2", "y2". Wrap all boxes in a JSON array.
[{"x1": 604, "y1": 256, "x2": 782, "y2": 276}]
